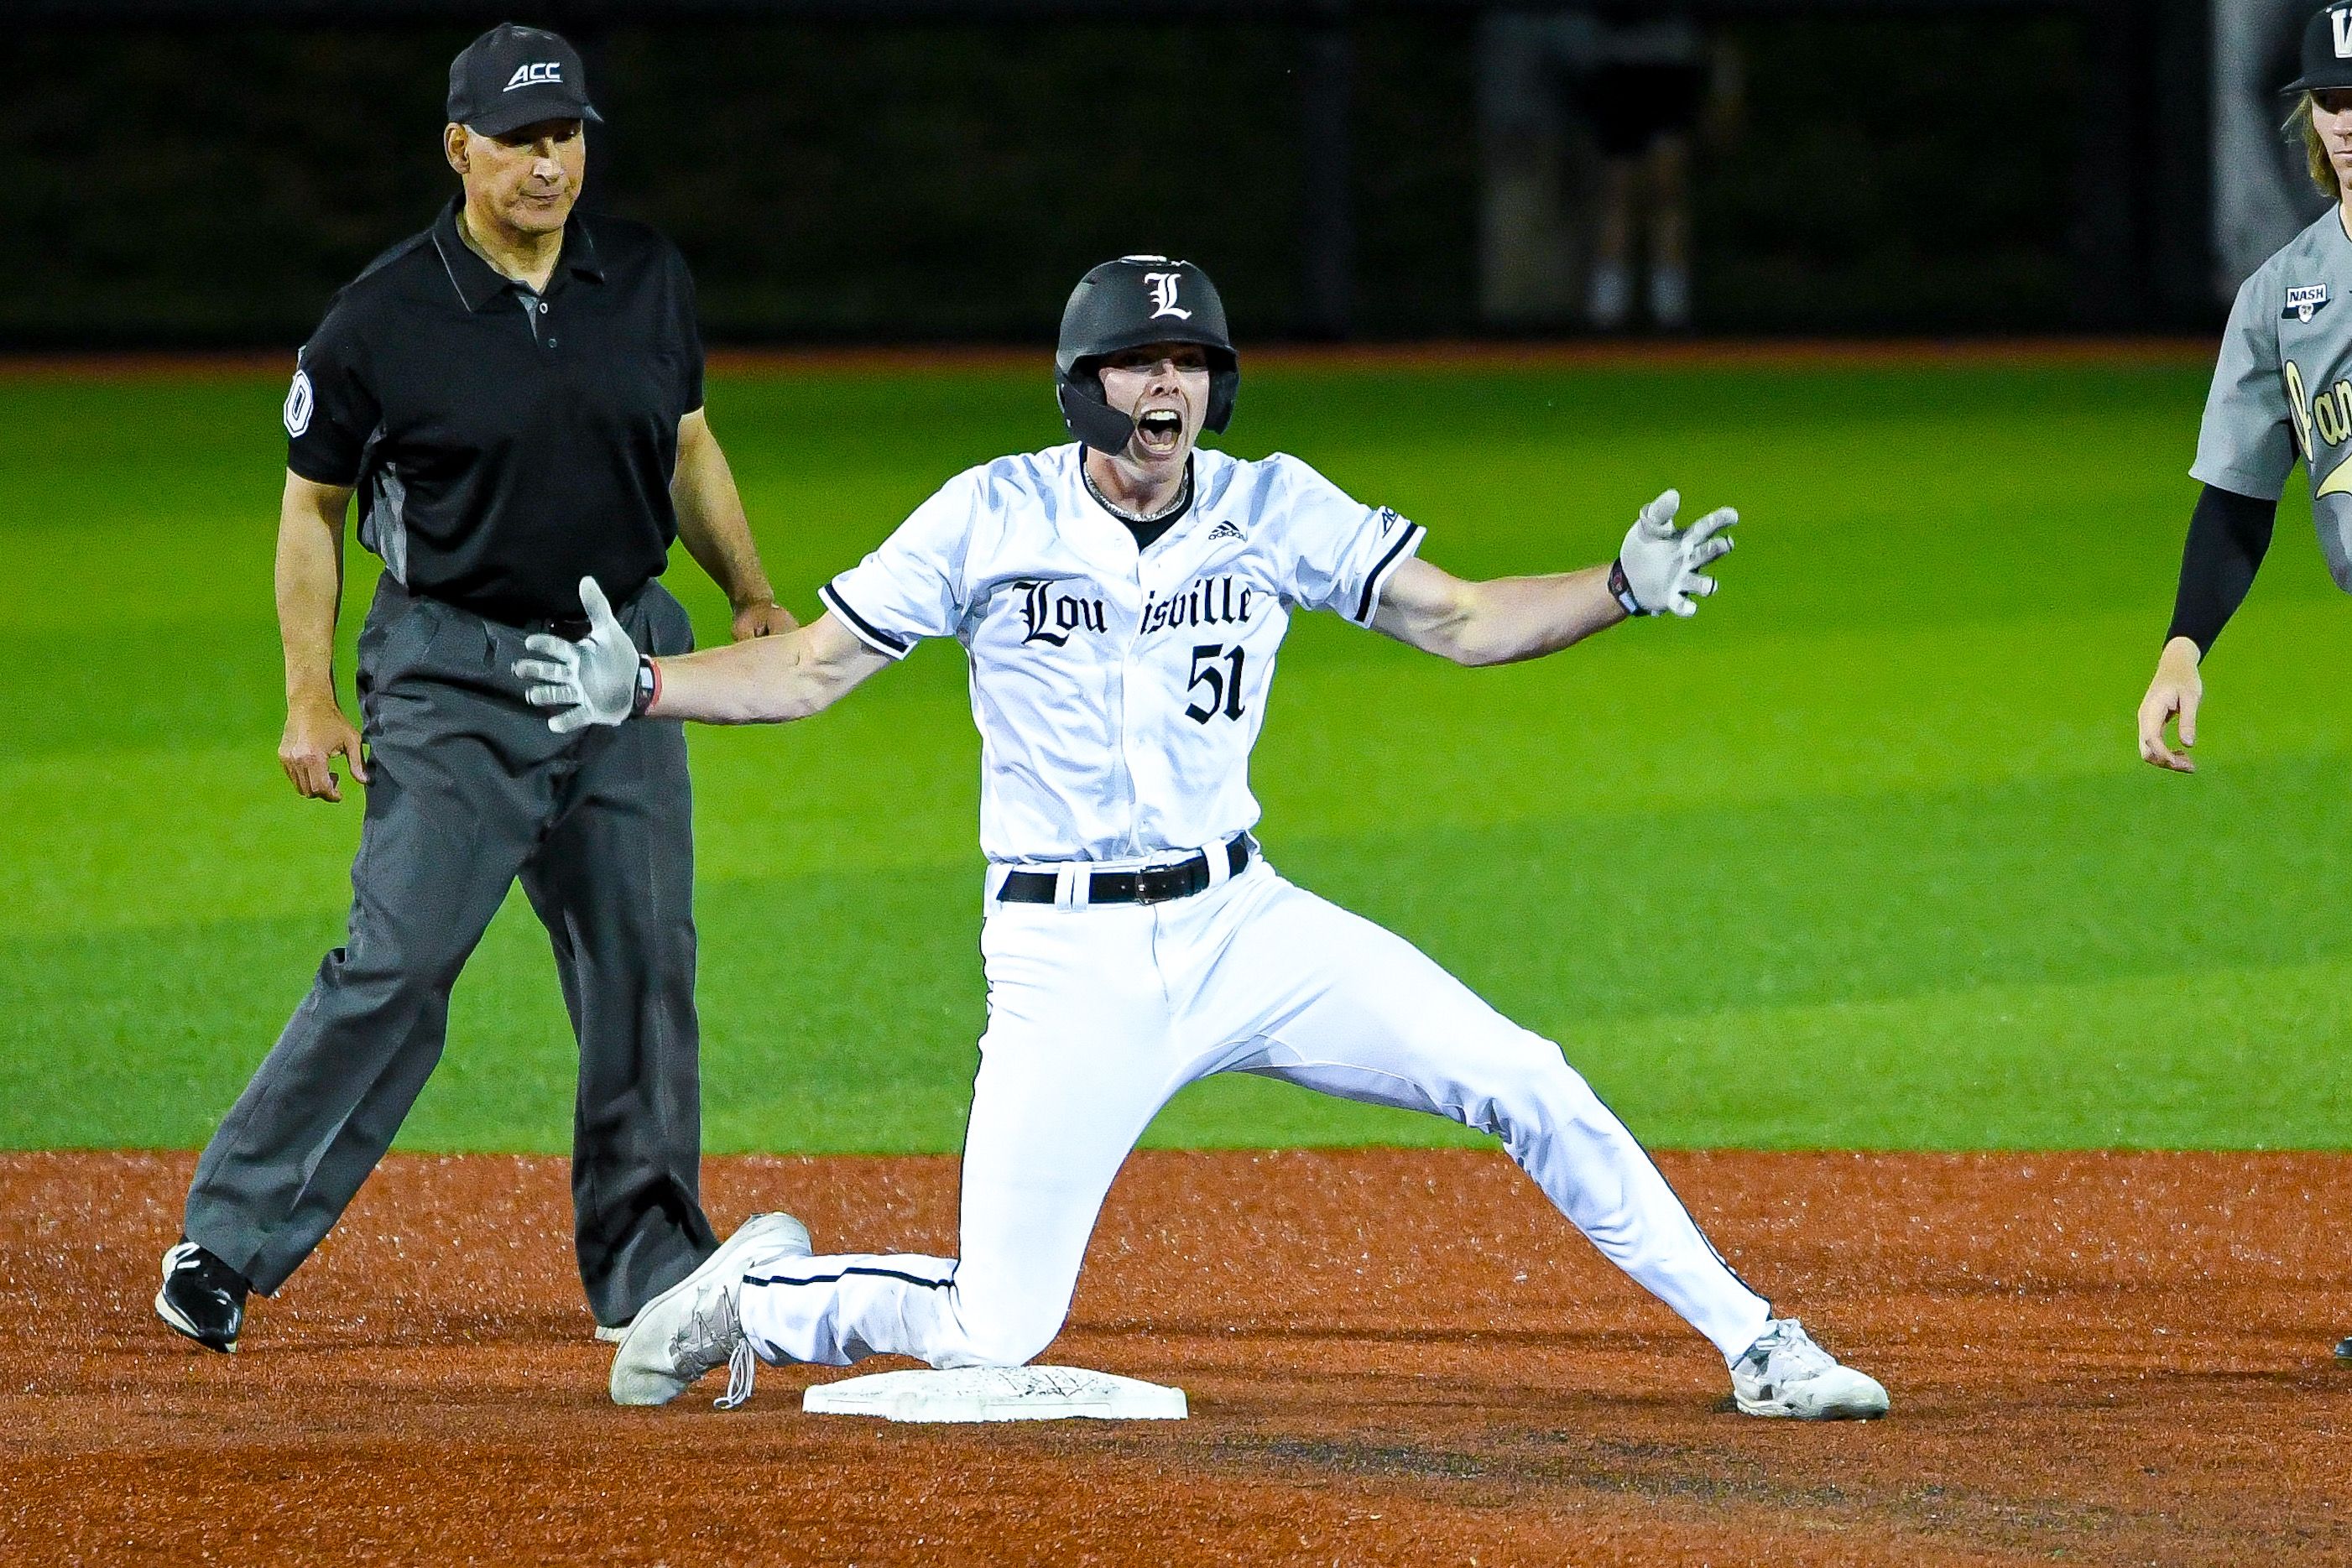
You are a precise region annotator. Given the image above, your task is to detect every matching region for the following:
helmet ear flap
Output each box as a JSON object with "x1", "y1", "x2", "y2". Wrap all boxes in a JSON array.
[
  {"x1": 1204, "y1": 365, "x2": 1240, "y2": 435},
  {"x1": 1056, "y1": 369, "x2": 1138, "y2": 452}
]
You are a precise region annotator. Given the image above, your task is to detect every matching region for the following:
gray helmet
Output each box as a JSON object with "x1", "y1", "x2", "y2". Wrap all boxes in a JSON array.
[{"x1": 1055, "y1": 255, "x2": 1240, "y2": 451}]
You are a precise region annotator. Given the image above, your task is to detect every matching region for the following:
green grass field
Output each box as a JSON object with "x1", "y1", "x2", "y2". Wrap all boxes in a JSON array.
[{"x1": 5, "y1": 354, "x2": 2349, "y2": 1154}]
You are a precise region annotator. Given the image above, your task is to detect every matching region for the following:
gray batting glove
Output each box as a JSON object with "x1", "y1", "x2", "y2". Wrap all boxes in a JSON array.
[
  {"x1": 1612, "y1": 488, "x2": 1738, "y2": 619},
  {"x1": 513, "y1": 576, "x2": 640, "y2": 733}
]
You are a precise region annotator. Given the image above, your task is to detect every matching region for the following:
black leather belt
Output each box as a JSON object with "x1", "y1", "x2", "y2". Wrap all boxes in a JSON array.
[
  {"x1": 409, "y1": 588, "x2": 597, "y2": 641},
  {"x1": 998, "y1": 835, "x2": 1256, "y2": 907},
  {"x1": 381, "y1": 580, "x2": 604, "y2": 640}
]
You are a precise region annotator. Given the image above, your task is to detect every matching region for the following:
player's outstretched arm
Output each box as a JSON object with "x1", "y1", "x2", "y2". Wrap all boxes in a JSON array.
[
  {"x1": 1371, "y1": 556, "x2": 1619, "y2": 665},
  {"x1": 513, "y1": 577, "x2": 889, "y2": 732},
  {"x1": 649, "y1": 611, "x2": 888, "y2": 724},
  {"x1": 1369, "y1": 489, "x2": 1736, "y2": 666}
]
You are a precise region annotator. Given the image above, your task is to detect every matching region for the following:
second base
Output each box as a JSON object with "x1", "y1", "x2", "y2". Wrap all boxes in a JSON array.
[{"x1": 801, "y1": 1365, "x2": 1187, "y2": 1424}]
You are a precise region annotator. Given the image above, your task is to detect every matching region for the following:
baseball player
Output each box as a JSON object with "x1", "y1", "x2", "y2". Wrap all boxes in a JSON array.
[
  {"x1": 518, "y1": 256, "x2": 1890, "y2": 1420},
  {"x1": 2136, "y1": 2, "x2": 2352, "y2": 1362}
]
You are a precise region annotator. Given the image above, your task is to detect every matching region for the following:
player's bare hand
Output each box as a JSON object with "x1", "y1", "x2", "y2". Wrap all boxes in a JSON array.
[
  {"x1": 279, "y1": 690, "x2": 368, "y2": 802},
  {"x1": 1615, "y1": 489, "x2": 1738, "y2": 618},
  {"x1": 731, "y1": 600, "x2": 799, "y2": 641},
  {"x1": 2136, "y1": 635, "x2": 2203, "y2": 774}
]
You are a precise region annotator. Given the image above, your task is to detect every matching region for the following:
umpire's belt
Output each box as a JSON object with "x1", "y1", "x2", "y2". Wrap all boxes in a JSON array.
[{"x1": 995, "y1": 834, "x2": 1256, "y2": 908}]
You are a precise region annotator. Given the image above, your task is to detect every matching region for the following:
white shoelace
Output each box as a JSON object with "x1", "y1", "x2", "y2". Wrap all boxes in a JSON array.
[
  {"x1": 1756, "y1": 1320, "x2": 1836, "y2": 1381},
  {"x1": 659, "y1": 1280, "x2": 754, "y2": 1408},
  {"x1": 716, "y1": 1338, "x2": 758, "y2": 1410}
]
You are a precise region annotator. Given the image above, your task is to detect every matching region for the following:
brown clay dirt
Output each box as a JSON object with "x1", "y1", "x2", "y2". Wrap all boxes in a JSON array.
[{"x1": 2, "y1": 1148, "x2": 2348, "y2": 1566}]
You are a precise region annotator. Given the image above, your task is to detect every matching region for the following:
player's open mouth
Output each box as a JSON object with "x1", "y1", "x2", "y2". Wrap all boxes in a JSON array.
[{"x1": 1136, "y1": 409, "x2": 1184, "y2": 451}]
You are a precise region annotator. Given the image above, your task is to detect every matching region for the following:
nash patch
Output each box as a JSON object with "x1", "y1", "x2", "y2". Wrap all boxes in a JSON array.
[{"x1": 2286, "y1": 284, "x2": 2331, "y2": 324}]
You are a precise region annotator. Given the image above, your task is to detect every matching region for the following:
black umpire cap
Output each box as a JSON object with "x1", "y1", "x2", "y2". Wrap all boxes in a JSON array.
[
  {"x1": 2285, "y1": 3, "x2": 2352, "y2": 95},
  {"x1": 447, "y1": 23, "x2": 602, "y2": 135}
]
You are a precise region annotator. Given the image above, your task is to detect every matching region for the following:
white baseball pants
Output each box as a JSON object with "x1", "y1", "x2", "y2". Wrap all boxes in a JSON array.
[{"x1": 737, "y1": 859, "x2": 1771, "y2": 1370}]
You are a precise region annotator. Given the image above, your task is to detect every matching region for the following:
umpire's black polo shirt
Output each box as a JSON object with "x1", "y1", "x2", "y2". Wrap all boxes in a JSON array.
[{"x1": 284, "y1": 198, "x2": 704, "y2": 626}]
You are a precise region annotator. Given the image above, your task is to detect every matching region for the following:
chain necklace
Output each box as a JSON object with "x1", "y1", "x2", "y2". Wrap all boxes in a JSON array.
[{"x1": 1082, "y1": 454, "x2": 1193, "y2": 524}]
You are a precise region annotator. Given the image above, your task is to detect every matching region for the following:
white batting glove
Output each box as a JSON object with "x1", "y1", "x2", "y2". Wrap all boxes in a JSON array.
[
  {"x1": 1609, "y1": 489, "x2": 1738, "y2": 619},
  {"x1": 512, "y1": 576, "x2": 643, "y2": 733}
]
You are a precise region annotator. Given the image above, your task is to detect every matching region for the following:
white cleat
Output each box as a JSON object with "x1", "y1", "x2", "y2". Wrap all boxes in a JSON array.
[
  {"x1": 609, "y1": 1211, "x2": 811, "y2": 1409},
  {"x1": 1729, "y1": 1317, "x2": 1890, "y2": 1420}
]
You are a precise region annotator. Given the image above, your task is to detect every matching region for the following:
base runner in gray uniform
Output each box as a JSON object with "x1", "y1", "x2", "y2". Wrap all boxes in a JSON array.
[{"x1": 2136, "y1": 2, "x2": 2352, "y2": 1362}]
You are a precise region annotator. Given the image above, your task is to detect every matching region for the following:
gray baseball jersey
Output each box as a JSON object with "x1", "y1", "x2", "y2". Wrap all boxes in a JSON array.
[{"x1": 2194, "y1": 206, "x2": 2352, "y2": 587}]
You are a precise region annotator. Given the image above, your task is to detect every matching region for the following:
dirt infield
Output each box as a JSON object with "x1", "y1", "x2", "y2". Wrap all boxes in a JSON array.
[{"x1": 3, "y1": 1149, "x2": 2347, "y2": 1566}]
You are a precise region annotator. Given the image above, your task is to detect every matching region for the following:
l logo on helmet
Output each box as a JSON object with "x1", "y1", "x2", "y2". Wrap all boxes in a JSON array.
[
  {"x1": 1145, "y1": 273, "x2": 1193, "y2": 321},
  {"x1": 2335, "y1": 9, "x2": 2352, "y2": 58}
]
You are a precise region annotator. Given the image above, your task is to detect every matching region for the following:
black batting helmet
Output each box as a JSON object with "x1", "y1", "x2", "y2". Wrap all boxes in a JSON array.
[{"x1": 1055, "y1": 256, "x2": 1240, "y2": 452}]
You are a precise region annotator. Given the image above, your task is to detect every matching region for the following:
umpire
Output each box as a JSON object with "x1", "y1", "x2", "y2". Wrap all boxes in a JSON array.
[{"x1": 154, "y1": 23, "x2": 792, "y2": 1353}]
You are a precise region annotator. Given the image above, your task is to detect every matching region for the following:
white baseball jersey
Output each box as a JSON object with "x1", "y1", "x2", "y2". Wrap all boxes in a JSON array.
[
  {"x1": 816, "y1": 443, "x2": 1426, "y2": 864},
  {"x1": 723, "y1": 439, "x2": 1777, "y2": 1393}
]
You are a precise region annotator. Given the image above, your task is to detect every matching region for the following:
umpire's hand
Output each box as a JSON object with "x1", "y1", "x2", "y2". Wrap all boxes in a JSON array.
[
  {"x1": 732, "y1": 600, "x2": 799, "y2": 641},
  {"x1": 280, "y1": 691, "x2": 369, "y2": 802},
  {"x1": 2136, "y1": 635, "x2": 2203, "y2": 774}
]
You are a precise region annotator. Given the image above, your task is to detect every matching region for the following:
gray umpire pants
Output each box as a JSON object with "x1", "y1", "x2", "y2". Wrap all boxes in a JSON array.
[{"x1": 184, "y1": 576, "x2": 718, "y2": 1326}]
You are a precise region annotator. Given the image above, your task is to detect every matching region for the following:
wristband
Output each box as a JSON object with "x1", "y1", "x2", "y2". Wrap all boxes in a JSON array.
[
  {"x1": 630, "y1": 655, "x2": 660, "y2": 718},
  {"x1": 1607, "y1": 558, "x2": 1646, "y2": 617}
]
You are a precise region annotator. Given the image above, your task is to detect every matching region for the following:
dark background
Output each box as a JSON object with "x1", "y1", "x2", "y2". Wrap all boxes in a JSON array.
[{"x1": 3, "y1": 0, "x2": 2212, "y2": 347}]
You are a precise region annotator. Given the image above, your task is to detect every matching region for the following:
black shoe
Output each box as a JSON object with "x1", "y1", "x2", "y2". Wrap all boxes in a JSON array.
[{"x1": 155, "y1": 1238, "x2": 248, "y2": 1352}]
